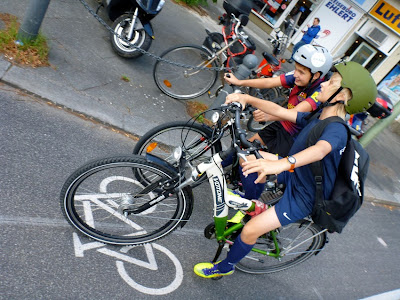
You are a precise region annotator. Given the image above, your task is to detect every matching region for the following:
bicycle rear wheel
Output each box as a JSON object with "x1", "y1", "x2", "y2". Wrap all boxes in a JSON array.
[
  {"x1": 236, "y1": 220, "x2": 326, "y2": 274},
  {"x1": 61, "y1": 155, "x2": 193, "y2": 245},
  {"x1": 153, "y1": 44, "x2": 219, "y2": 100}
]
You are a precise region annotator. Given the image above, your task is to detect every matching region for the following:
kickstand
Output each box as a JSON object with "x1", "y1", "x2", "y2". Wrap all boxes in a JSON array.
[
  {"x1": 212, "y1": 241, "x2": 225, "y2": 263},
  {"x1": 96, "y1": 3, "x2": 104, "y2": 14}
]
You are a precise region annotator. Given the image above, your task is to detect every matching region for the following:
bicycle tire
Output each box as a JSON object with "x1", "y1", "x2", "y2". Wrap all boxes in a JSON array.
[
  {"x1": 259, "y1": 188, "x2": 284, "y2": 206},
  {"x1": 153, "y1": 44, "x2": 219, "y2": 100},
  {"x1": 133, "y1": 121, "x2": 224, "y2": 187},
  {"x1": 247, "y1": 115, "x2": 271, "y2": 132},
  {"x1": 110, "y1": 14, "x2": 152, "y2": 58},
  {"x1": 236, "y1": 220, "x2": 325, "y2": 274},
  {"x1": 259, "y1": 87, "x2": 279, "y2": 101},
  {"x1": 61, "y1": 155, "x2": 193, "y2": 245}
]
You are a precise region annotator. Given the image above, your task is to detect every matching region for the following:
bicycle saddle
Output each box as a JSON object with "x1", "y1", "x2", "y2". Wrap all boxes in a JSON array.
[{"x1": 262, "y1": 52, "x2": 279, "y2": 67}]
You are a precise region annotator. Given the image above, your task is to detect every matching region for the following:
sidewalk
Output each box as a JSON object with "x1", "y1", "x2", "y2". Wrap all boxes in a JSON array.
[{"x1": 0, "y1": 0, "x2": 399, "y2": 207}]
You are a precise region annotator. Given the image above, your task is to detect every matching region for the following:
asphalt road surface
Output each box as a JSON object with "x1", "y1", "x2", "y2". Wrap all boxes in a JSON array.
[{"x1": 0, "y1": 85, "x2": 399, "y2": 299}]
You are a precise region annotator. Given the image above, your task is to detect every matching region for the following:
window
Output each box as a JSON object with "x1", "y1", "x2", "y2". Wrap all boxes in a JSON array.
[
  {"x1": 349, "y1": 42, "x2": 377, "y2": 67},
  {"x1": 345, "y1": 37, "x2": 385, "y2": 73}
]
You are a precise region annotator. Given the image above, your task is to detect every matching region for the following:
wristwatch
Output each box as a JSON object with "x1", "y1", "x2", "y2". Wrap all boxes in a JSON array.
[{"x1": 287, "y1": 156, "x2": 296, "y2": 173}]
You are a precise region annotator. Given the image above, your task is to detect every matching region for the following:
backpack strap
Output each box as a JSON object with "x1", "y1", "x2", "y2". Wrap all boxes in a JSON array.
[{"x1": 306, "y1": 116, "x2": 351, "y2": 204}]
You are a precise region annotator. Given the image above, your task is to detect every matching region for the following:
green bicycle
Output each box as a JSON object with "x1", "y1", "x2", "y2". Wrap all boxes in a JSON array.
[{"x1": 60, "y1": 102, "x2": 328, "y2": 274}]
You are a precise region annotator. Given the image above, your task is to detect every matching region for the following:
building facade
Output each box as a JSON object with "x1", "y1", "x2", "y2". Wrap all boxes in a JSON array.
[{"x1": 250, "y1": 0, "x2": 400, "y2": 105}]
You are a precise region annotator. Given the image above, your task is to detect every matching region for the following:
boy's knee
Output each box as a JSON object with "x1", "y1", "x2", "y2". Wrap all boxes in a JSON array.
[{"x1": 241, "y1": 223, "x2": 260, "y2": 243}]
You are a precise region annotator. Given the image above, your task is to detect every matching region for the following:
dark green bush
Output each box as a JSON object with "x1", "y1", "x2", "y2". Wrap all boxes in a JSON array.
[{"x1": 179, "y1": 0, "x2": 217, "y2": 6}]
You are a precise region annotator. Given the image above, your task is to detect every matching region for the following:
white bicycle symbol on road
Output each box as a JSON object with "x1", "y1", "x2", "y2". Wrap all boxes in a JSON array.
[{"x1": 71, "y1": 176, "x2": 184, "y2": 296}]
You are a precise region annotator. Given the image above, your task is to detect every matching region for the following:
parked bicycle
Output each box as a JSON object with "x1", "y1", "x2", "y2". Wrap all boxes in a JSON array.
[
  {"x1": 61, "y1": 102, "x2": 328, "y2": 274},
  {"x1": 152, "y1": 0, "x2": 256, "y2": 100}
]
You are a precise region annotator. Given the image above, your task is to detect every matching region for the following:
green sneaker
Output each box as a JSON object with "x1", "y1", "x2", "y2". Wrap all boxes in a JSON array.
[
  {"x1": 193, "y1": 262, "x2": 234, "y2": 278},
  {"x1": 227, "y1": 188, "x2": 245, "y2": 198}
]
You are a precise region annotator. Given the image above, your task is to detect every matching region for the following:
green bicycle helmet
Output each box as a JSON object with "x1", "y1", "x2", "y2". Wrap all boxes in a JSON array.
[{"x1": 334, "y1": 61, "x2": 377, "y2": 115}]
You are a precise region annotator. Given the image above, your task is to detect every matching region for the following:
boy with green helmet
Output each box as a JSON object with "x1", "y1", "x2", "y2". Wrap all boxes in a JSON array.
[{"x1": 194, "y1": 62, "x2": 376, "y2": 279}]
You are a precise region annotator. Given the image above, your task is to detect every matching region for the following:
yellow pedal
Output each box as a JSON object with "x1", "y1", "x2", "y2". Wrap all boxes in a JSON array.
[{"x1": 228, "y1": 211, "x2": 245, "y2": 224}]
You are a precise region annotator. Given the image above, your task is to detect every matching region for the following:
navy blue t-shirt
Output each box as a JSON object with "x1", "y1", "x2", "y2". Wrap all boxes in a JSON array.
[{"x1": 278, "y1": 112, "x2": 348, "y2": 214}]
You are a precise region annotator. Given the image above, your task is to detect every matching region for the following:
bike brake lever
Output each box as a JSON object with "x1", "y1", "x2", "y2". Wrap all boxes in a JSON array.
[{"x1": 236, "y1": 147, "x2": 249, "y2": 162}]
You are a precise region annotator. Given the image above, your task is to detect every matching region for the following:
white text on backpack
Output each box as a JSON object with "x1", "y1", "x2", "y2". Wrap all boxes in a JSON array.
[{"x1": 350, "y1": 150, "x2": 362, "y2": 196}]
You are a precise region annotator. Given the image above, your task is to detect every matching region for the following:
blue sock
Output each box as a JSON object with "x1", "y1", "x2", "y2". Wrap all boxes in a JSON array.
[
  {"x1": 217, "y1": 234, "x2": 254, "y2": 272},
  {"x1": 221, "y1": 153, "x2": 234, "y2": 168},
  {"x1": 239, "y1": 166, "x2": 266, "y2": 200}
]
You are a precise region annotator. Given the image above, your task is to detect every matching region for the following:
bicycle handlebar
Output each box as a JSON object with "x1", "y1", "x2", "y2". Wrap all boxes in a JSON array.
[{"x1": 226, "y1": 102, "x2": 263, "y2": 159}]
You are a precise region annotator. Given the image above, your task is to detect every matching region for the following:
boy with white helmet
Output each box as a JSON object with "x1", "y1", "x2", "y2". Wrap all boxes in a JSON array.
[{"x1": 223, "y1": 44, "x2": 333, "y2": 200}]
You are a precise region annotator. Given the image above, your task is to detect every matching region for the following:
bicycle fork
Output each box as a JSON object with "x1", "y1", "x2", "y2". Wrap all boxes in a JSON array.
[{"x1": 196, "y1": 155, "x2": 254, "y2": 262}]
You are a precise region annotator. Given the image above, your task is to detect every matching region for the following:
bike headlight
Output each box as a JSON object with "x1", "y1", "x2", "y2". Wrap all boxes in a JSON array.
[
  {"x1": 173, "y1": 146, "x2": 183, "y2": 161},
  {"x1": 211, "y1": 111, "x2": 220, "y2": 124}
]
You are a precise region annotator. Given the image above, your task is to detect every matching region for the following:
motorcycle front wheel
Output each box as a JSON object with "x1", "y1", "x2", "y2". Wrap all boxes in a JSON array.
[{"x1": 110, "y1": 14, "x2": 152, "y2": 58}]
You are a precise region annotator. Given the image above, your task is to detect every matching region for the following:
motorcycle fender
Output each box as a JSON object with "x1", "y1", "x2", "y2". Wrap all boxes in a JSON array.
[
  {"x1": 134, "y1": 17, "x2": 154, "y2": 38},
  {"x1": 142, "y1": 21, "x2": 154, "y2": 38}
]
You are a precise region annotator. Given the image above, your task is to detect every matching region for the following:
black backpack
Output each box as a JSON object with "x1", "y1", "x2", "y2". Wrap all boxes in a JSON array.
[{"x1": 306, "y1": 116, "x2": 370, "y2": 233}]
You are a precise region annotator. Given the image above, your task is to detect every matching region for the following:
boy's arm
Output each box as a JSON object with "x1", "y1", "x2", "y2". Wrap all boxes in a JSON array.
[
  {"x1": 253, "y1": 100, "x2": 314, "y2": 123},
  {"x1": 224, "y1": 73, "x2": 282, "y2": 89},
  {"x1": 226, "y1": 93, "x2": 298, "y2": 123},
  {"x1": 242, "y1": 140, "x2": 332, "y2": 183}
]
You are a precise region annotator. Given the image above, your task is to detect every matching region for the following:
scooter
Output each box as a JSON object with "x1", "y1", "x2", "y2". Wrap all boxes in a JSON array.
[
  {"x1": 269, "y1": 27, "x2": 287, "y2": 57},
  {"x1": 101, "y1": 0, "x2": 165, "y2": 58},
  {"x1": 347, "y1": 93, "x2": 393, "y2": 138}
]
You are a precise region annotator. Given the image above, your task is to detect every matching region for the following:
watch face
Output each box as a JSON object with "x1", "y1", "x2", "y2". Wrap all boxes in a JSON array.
[{"x1": 288, "y1": 156, "x2": 296, "y2": 164}]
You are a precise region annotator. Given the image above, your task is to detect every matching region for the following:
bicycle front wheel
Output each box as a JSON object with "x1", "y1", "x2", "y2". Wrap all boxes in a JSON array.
[
  {"x1": 133, "y1": 121, "x2": 223, "y2": 166},
  {"x1": 236, "y1": 220, "x2": 325, "y2": 274},
  {"x1": 133, "y1": 121, "x2": 223, "y2": 187},
  {"x1": 61, "y1": 155, "x2": 193, "y2": 245},
  {"x1": 153, "y1": 44, "x2": 219, "y2": 100}
]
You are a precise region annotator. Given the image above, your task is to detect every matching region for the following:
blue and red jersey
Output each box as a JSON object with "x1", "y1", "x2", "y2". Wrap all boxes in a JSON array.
[{"x1": 279, "y1": 72, "x2": 324, "y2": 136}]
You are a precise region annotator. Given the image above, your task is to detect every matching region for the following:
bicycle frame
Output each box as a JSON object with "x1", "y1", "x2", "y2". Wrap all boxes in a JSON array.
[
  {"x1": 187, "y1": 15, "x2": 250, "y2": 77},
  {"x1": 174, "y1": 112, "x2": 327, "y2": 263},
  {"x1": 186, "y1": 36, "x2": 241, "y2": 77}
]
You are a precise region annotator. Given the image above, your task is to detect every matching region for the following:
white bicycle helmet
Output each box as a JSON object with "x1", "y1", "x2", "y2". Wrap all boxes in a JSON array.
[{"x1": 293, "y1": 44, "x2": 332, "y2": 78}]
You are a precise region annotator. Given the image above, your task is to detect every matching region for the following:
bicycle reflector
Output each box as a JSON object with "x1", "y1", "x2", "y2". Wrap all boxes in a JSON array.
[
  {"x1": 146, "y1": 142, "x2": 158, "y2": 153},
  {"x1": 163, "y1": 80, "x2": 172, "y2": 88}
]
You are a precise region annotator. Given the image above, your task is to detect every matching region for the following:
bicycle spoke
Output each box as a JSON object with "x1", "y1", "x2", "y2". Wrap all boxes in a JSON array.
[
  {"x1": 61, "y1": 157, "x2": 191, "y2": 245},
  {"x1": 236, "y1": 220, "x2": 325, "y2": 274}
]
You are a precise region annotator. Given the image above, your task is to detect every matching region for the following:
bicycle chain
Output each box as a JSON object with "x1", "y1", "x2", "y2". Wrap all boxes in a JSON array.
[{"x1": 78, "y1": 0, "x2": 233, "y2": 71}]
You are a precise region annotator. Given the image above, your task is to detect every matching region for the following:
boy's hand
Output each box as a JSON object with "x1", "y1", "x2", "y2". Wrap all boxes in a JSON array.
[
  {"x1": 225, "y1": 93, "x2": 248, "y2": 108},
  {"x1": 253, "y1": 109, "x2": 268, "y2": 122},
  {"x1": 224, "y1": 73, "x2": 240, "y2": 86},
  {"x1": 242, "y1": 159, "x2": 285, "y2": 184}
]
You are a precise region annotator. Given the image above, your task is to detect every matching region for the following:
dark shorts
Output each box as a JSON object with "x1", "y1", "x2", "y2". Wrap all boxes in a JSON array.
[
  {"x1": 274, "y1": 172, "x2": 313, "y2": 226},
  {"x1": 258, "y1": 122, "x2": 294, "y2": 157}
]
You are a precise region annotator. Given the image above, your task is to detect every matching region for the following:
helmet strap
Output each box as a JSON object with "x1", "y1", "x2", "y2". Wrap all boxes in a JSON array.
[
  {"x1": 326, "y1": 87, "x2": 343, "y2": 105},
  {"x1": 305, "y1": 87, "x2": 343, "y2": 120}
]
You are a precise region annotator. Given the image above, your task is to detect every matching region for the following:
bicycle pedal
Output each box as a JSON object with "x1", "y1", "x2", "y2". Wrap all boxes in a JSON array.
[{"x1": 211, "y1": 276, "x2": 223, "y2": 281}]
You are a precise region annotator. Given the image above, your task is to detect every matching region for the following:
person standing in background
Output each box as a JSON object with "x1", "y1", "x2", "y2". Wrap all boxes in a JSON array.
[{"x1": 288, "y1": 18, "x2": 321, "y2": 63}]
